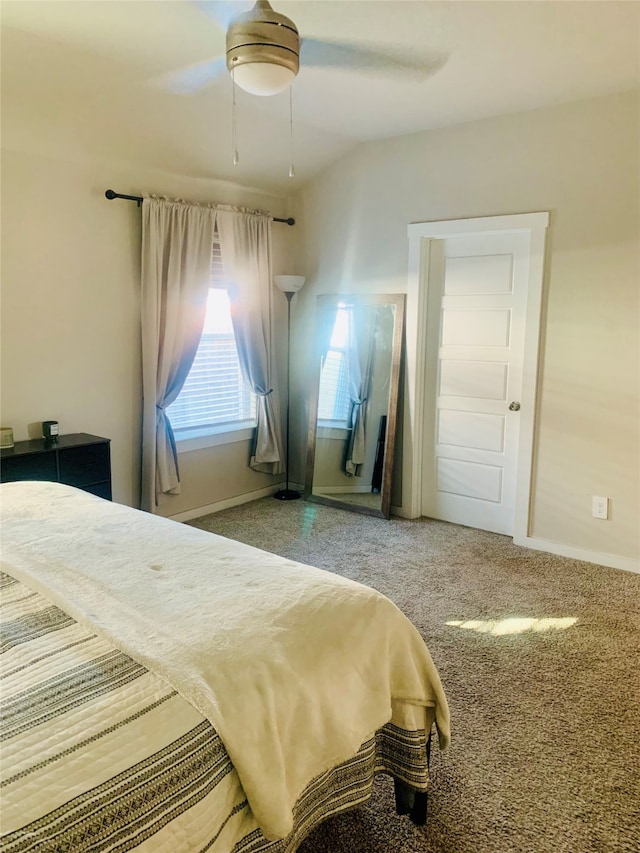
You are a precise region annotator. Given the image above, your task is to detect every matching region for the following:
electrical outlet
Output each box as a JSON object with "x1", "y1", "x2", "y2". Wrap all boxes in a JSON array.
[{"x1": 592, "y1": 496, "x2": 609, "y2": 520}]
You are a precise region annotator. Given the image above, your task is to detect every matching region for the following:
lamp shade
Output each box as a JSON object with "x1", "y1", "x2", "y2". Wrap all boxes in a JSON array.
[{"x1": 274, "y1": 275, "x2": 305, "y2": 294}]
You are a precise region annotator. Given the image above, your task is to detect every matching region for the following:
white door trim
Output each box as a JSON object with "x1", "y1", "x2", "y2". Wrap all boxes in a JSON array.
[{"x1": 403, "y1": 212, "x2": 549, "y2": 538}]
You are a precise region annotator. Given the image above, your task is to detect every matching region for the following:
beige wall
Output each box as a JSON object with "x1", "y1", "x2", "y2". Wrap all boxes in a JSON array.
[
  {"x1": 2, "y1": 88, "x2": 638, "y2": 564},
  {"x1": 295, "y1": 91, "x2": 640, "y2": 563},
  {"x1": 0, "y1": 147, "x2": 296, "y2": 510}
]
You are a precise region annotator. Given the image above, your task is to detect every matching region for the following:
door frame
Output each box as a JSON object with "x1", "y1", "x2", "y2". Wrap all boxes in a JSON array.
[{"x1": 401, "y1": 212, "x2": 549, "y2": 541}]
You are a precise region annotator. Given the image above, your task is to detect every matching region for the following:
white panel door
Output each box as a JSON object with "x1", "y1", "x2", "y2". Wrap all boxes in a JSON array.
[{"x1": 421, "y1": 233, "x2": 530, "y2": 535}]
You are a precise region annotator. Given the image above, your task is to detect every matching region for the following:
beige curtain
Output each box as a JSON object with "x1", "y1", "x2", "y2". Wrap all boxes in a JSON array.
[
  {"x1": 344, "y1": 305, "x2": 376, "y2": 476},
  {"x1": 140, "y1": 198, "x2": 217, "y2": 511},
  {"x1": 216, "y1": 210, "x2": 284, "y2": 475}
]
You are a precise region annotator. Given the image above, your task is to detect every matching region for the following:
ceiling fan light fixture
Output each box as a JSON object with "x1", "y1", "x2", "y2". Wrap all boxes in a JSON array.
[
  {"x1": 232, "y1": 61, "x2": 296, "y2": 96},
  {"x1": 226, "y1": 1, "x2": 299, "y2": 96}
]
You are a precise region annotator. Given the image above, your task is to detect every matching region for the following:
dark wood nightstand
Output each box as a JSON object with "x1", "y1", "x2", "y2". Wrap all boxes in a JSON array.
[{"x1": 0, "y1": 433, "x2": 112, "y2": 500}]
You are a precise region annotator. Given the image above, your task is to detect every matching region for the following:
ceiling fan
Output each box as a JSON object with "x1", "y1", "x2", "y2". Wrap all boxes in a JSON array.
[{"x1": 161, "y1": 0, "x2": 447, "y2": 97}]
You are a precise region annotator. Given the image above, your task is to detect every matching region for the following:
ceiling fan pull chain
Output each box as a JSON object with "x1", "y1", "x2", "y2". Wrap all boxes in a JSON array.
[
  {"x1": 289, "y1": 85, "x2": 295, "y2": 178},
  {"x1": 232, "y1": 67, "x2": 239, "y2": 166}
]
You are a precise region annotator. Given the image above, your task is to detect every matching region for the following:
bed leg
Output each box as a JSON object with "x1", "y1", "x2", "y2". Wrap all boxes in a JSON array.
[
  {"x1": 409, "y1": 790, "x2": 428, "y2": 825},
  {"x1": 394, "y1": 779, "x2": 413, "y2": 815},
  {"x1": 393, "y1": 780, "x2": 429, "y2": 824}
]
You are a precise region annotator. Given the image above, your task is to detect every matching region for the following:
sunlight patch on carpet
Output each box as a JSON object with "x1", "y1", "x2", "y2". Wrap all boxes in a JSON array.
[{"x1": 445, "y1": 616, "x2": 578, "y2": 635}]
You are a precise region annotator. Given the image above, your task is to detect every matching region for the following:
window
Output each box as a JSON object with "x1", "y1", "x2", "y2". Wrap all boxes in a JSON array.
[
  {"x1": 317, "y1": 305, "x2": 351, "y2": 426},
  {"x1": 167, "y1": 239, "x2": 256, "y2": 441}
]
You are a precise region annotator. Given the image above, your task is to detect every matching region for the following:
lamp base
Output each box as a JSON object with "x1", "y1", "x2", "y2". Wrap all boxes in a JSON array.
[{"x1": 273, "y1": 488, "x2": 301, "y2": 501}]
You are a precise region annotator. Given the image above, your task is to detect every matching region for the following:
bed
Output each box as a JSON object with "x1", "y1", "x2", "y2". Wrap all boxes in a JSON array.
[{"x1": 0, "y1": 481, "x2": 449, "y2": 852}]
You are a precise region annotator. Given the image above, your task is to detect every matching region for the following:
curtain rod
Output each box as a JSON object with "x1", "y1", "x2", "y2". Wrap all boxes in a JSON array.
[{"x1": 104, "y1": 190, "x2": 295, "y2": 226}]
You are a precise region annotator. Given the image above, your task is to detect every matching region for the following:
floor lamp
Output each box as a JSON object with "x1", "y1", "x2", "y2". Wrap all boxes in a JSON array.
[{"x1": 273, "y1": 274, "x2": 306, "y2": 500}]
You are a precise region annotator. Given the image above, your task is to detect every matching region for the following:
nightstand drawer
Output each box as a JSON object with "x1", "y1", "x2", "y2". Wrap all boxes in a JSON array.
[{"x1": 59, "y1": 443, "x2": 110, "y2": 488}]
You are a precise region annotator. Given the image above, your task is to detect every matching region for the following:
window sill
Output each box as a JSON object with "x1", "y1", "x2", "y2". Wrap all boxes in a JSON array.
[{"x1": 174, "y1": 423, "x2": 256, "y2": 453}]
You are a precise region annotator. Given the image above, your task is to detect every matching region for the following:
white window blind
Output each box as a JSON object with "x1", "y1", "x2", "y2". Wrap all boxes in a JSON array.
[
  {"x1": 317, "y1": 306, "x2": 351, "y2": 424},
  {"x1": 167, "y1": 237, "x2": 256, "y2": 433}
]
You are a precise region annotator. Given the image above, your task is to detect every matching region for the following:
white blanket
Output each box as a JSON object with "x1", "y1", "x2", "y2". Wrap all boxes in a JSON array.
[{"x1": 0, "y1": 481, "x2": 450, "y2": 841}]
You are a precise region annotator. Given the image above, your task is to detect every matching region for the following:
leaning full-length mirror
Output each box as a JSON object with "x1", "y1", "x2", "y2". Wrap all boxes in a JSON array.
[{"x1": 304, "y1": 294, "x2": 405, "y2": 518}]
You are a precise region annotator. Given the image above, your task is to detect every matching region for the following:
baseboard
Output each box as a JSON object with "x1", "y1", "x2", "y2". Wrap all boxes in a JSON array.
[
  {"x1": 168, "y1": 484, "x2": 286, "y2": 522},
  {"x1": 312, "y1": 485, "x2": 374, "y2": 495},
  {"x1": 513, "y1": 534, "x2": 640, "y2": 574}
]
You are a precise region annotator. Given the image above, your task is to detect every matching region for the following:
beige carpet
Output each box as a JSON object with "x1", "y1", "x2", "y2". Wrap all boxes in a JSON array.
[{"x1": 189, "y1": 498, "x2": 640, "y2": 853}]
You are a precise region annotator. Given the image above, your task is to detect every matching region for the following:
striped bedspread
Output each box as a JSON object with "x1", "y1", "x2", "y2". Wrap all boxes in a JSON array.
[{"x1": 0, "y1": 570, "x2": 432, "y2": 852}]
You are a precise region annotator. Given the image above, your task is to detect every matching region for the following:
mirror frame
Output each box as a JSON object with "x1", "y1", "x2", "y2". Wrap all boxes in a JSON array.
[{"x1": 304, "y1": 293, "x2": 406, "y2": 519}]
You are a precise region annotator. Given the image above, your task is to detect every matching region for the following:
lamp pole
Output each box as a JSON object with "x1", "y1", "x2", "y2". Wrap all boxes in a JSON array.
[
  {"x1": 273, "y1": 275, "x2": 305, "y2": 501},
  {"x1": 274, "y1": 291, "x2": 299, "y2": 500}
]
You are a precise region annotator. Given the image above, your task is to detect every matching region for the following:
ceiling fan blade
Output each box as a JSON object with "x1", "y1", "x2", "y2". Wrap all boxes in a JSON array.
[
  {"x1": 151, "y1": 56, "x2": 227, "y2": 95},
  {"x1": 194, "y1": 0, "x2": 250, "y2": 31},
  {"x1": 301, "y1": 38, "x2": 448, "y2": 80}
]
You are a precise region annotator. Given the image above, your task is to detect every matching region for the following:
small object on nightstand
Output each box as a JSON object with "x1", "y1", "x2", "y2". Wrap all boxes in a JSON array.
[
  {"x1": 42, "y1": 421, "x2": 59, "y2": 444},
  {"x1": 0, "y1": 428, "x2": 14, "y2": 449}
]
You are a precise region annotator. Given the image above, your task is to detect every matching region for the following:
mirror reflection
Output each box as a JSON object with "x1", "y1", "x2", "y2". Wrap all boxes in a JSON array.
[{"x1": 305, "y1": 294, "x2": 405, "y2": 518}]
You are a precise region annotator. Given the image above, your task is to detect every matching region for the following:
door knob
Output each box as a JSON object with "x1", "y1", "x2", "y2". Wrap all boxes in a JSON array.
[{"x1": 509, "y1": 401, "x2": 521, "y2": 411}]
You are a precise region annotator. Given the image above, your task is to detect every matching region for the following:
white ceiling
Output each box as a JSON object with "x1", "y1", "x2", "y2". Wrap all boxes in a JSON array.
[{"x1": 2, "y1": 1, "x2": 638, "y2": 194}]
